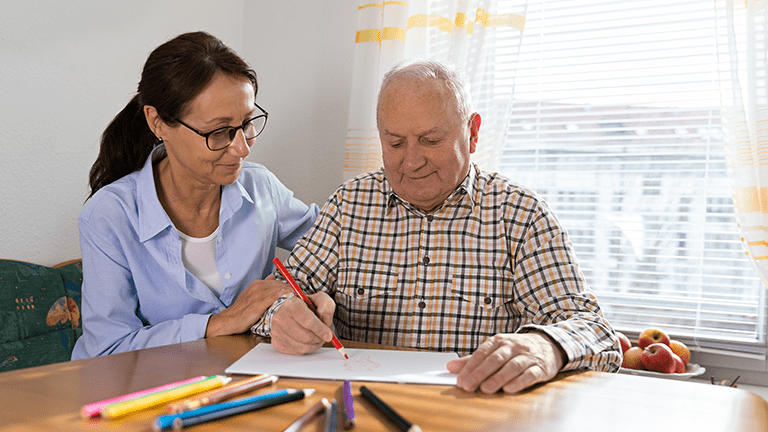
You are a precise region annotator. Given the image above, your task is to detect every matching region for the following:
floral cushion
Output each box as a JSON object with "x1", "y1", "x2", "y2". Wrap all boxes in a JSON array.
[{"x1": 0, "y1": 259, "x2": 82, "y2": 372}]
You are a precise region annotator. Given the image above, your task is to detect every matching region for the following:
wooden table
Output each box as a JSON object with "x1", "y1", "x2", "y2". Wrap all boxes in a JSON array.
[{"x1": 1, "y1": 334, "x2": 766, "y2": 431}]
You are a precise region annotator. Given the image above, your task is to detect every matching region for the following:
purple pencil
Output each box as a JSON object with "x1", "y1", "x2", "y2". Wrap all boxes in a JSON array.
[{"x1": 342, "y1": 380, "x2": 356, "y2": 429}]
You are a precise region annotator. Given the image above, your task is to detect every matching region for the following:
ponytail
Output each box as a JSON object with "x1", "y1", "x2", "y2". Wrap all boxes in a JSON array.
[{"x1": 87, "y1": 95, "x2": 157, "y2": 198}]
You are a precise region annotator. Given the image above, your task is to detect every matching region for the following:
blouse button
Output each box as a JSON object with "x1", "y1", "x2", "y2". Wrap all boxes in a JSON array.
[
  {"x1": 224, "y1": 273, "x2": 232, "y2": 280},
  {"x1": 357, "y1": 288, "x2": 365, "y2": 295}
]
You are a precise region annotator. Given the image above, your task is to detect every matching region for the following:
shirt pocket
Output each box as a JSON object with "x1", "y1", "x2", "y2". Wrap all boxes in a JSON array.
[
  {"x1": 337, "y1": 265, "x2": 398, "y2": 300},
  {"x1": 451, "y1": 270, "x2": 513, "y2": 312}
]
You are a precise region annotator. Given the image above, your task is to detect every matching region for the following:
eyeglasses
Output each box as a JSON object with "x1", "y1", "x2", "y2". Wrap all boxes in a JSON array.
[{"x1": 175, "y1": 103, "x2": 268, "y2": 151}]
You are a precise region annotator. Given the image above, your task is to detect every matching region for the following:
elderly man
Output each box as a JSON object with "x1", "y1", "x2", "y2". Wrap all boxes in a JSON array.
[{"x1": 253, "y1": 60, "x2": 620, "y2": 394}]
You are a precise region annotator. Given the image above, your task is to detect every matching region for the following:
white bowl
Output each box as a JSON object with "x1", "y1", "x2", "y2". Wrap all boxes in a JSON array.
[{"x1": 618, "y1": 363, "x2": 706, "y2": 380}]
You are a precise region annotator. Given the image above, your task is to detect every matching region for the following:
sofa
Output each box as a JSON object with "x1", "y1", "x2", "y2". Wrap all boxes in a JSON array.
[{"x1": 0, "y1": 259, "x2": 83, "y2": 372}]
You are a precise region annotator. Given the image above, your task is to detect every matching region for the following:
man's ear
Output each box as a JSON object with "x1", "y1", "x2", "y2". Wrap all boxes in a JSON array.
[
  {"x1": 469, "y1": 113, "x2": 481, "y2": 153},
  {"x1": 143, "y1": 105, "x2": 164, "y2": 140}
]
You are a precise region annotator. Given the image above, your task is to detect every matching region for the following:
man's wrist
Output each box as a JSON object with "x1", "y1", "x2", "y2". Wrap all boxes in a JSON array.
[{"x1": 533, "y1": 330, "x2": 567, "y2": 371}]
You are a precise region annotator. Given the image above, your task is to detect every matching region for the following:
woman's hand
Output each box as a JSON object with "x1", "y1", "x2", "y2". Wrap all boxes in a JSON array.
[{"x1": 205, "y1": 275, "x2": 290, "y2": 338}]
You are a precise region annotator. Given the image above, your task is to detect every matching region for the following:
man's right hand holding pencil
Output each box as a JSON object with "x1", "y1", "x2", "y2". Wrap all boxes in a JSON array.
[{"x1": 271, "y1": 290, "x2": 338, "y2": 355}]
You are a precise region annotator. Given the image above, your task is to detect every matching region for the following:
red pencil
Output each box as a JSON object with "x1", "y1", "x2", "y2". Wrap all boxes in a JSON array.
[{"x1": 273, "y1": 258, "x2": 349, "y2": 359}]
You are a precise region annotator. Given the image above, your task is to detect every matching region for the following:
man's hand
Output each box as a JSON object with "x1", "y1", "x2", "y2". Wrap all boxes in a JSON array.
[
  {"x1": 446, "y1": 332, "x2": 566, "y2": 394},
  {"x1": 270, "y1": 291, "x2": 336, "y2": 355},
  {"x1": 205, "y1": 275, "x2": 290, "y2": 338}
]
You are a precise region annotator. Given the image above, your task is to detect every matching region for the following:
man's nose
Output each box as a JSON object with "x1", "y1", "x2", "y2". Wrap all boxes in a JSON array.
[{"x1": 402, "y1": 140, "x2": 426, "y2": 170}]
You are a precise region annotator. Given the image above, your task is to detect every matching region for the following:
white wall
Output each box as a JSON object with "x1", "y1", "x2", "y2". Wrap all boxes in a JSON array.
[
  {"x1": 243, "y1": 2, "x2": 354, "y2": 206},
  {"x1": 0, "y1": 1, "x2": 355, "y2": 266}
]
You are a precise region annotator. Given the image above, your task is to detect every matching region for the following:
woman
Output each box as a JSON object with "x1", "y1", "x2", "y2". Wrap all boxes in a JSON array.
[{"x1": 71, "y1": 32, "x2": 318, "y2": 359}]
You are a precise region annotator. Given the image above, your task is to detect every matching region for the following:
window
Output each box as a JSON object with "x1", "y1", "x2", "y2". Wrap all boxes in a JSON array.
[{"x1": 494, "y1": 0, "x2": 766, "y2": 353}]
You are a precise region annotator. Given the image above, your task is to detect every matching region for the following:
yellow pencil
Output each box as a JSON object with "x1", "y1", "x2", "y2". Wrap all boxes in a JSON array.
[
  {"x1": 167, "y1": 374, "x2": 274, "y2": 413},
  {"x1": 100, "y1": 375, "x2": 230, "y2": 419}
]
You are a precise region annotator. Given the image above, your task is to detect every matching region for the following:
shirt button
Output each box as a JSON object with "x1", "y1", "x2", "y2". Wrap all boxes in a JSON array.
[
  {"x1": 418, "y1": 301, "x2": 426, "y2": 309},
  {"x1": 484, "y1": 297, "x2": 493, "y2": 305},
  {"x1": 426, "y1": 215, "x2": 434, "y2": 222},
  {"x1": 224, "y1": 273, "x2": 232, "y2": 280},
  {"x1": 422, "y1": 256, "x2": 430, "y2": 266},
  {"x1": 357, "y1": 288, "x2": 365, "y2": 295}
]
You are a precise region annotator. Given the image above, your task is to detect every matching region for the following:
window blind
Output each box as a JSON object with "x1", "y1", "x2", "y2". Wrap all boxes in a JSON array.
[{"x1": 490, "y1": 0, "x2": 766, "y2": 353}]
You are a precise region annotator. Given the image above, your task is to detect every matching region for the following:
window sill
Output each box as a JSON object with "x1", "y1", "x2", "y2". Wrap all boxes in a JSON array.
[{"x1": 690, "y1": 347, "x2": 768, "y2": 386}]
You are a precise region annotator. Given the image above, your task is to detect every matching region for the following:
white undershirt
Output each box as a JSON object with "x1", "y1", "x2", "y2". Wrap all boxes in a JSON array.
[{"x1": 178, "y1": 227, "x2": 225, "y2": 297}]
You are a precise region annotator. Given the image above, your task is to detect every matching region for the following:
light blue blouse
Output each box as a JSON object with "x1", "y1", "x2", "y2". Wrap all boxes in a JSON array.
[{"x1": 72, "y1": 146, "x2": 318, "y2": 359}]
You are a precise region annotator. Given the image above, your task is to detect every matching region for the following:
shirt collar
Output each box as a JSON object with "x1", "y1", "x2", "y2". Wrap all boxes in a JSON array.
[
  {"x1": 136, "y1": 145, "x2": 251, "y2": 242},
  {"x1": 383, "y1": 163, "x2": 478, "y2": 213},
  {"x1": 137, "y1": 145, "x2": 172, "y2": 242}
]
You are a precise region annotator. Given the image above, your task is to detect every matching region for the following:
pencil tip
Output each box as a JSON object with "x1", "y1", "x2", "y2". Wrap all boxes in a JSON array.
[{"x1": 339, "y1": 348, "x2": 349, "y2": 359}]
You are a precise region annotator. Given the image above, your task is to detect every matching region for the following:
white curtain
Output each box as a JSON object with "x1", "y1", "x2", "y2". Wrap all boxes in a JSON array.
[
  {"x1": 344, "y1": 0, "x2": 528, "y2": 180},
  {"x1": 720, "y1": 0, "x2": 768, "y2": 284}
]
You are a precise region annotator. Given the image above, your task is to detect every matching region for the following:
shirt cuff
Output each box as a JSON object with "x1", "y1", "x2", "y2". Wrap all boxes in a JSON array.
[
  {"x1": 518, "y1": 324, "x2": 580, "y2": 371},
  {"x1": 181, "y1": 313, "x2": 213, "y2": 342},
  {"x1": 250, "y1": 294, "x2": 290, "y2": 337}
]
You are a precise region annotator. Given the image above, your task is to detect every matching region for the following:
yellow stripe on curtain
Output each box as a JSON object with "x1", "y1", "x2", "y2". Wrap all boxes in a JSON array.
[
  {"x1": 356, "y1": 29, "x2": 381, "y2": 43},
  {"x1": 407, "y1": 14, "x2": 454, "y2": 33},
  {"x1": 475, "y1": 9, "x2": 526, "y2": 31},
  {"x1": 731, "y1": 186, "x2": 768, "y2": 213},
  {"x1": 356, "y1": 9, "x2": 526, "y2": 46}
]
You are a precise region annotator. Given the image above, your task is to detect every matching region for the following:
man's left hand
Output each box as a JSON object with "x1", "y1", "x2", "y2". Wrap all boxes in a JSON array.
[{"x1": 446, "y1": 331, "x2": 566, "y2": 394}]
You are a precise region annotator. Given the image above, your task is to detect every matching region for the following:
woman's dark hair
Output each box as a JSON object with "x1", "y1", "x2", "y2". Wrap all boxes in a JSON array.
[{"x1": 87, "y1": 31, "x2": 258, "y2": 198}]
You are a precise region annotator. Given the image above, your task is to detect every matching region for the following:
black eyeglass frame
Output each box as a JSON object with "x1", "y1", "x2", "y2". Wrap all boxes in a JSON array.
[{"x1": 174, "y1": 102, "x2": 269, "y2": 151}]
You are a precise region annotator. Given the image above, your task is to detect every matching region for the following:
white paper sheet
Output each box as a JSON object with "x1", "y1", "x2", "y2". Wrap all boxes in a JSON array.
[{"x1": 225, "y1": 344, "x2": 459, "y2": 385}]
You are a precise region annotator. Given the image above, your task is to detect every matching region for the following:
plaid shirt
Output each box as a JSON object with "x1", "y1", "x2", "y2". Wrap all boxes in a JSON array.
[{"x1": 254, "y1": 164, "x2": 620, "y2": 372}]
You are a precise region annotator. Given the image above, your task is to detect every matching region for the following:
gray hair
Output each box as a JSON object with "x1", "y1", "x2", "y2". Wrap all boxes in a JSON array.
[{"x1": 377, "y1": 59, "x2": 474, "y2": 124}]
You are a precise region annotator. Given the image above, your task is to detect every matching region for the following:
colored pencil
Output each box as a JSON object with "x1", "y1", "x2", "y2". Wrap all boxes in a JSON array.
[
  {"x1": 281, "y1": 398, "x2": 330, "y2": 432},
  {"x1": 341, "y1": 380, "x2": 356, "y2": 429},
  {"x1": 360, "y1": 386, "x2": 421, "y2": 432},
  {"x1": 100, "y1": 376, "x2": 230, "y2": 419},
  {"x1": 324, "y1": 399, "x2": 338, "y2": 432},
  {"x1": 273, "y1": 257, "x2": 348, "y2": 359},
  {"x1": 153, "y1": 388, "x2": 314, "y2": 431},
  {"x1": 80, "y1": 375, "x2": 207, "y2": 418},
  {"x1": 168, "y1": 374, "x2": 276, "y2": 413}
]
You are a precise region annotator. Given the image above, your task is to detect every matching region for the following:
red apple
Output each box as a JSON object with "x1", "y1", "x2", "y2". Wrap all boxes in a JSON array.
[
  {"x1": 669, "y1": 340, "x2": 690, "y2": 365},
  {"x1": 638, "y1": 328, "x2": 670, "y2": 349},
  {"x1": 641, "y1": 343, "x2": 676, "y2": 373},
  {"x1": 672, "y1": 354, "x2": 685, "y2": 373},
  {"x1": 622, "y1": 346, "x2": 644, "y2": 370},
  {"x1": 616, "y1": 331, "x2": 631, "y2": 353}
]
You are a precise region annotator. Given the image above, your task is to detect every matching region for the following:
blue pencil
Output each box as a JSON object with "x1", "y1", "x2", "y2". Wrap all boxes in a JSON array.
[
  {"x1": 324, "y1": 399, "x2": 338, "y2": 432},
  {"x1": 153, "y1": 388, "x2": 314, "y2": 431}
]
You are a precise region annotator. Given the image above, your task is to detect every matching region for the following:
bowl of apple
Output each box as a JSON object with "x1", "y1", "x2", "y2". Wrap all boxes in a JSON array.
[{"x1": 616, "y1": 328, "x2": 706, "y2": 381}]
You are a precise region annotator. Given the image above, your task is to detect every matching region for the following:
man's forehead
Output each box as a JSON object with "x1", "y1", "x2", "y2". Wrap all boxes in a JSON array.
[{"x1": 378, "y1": 79, "x2": 462, "y2": 127}]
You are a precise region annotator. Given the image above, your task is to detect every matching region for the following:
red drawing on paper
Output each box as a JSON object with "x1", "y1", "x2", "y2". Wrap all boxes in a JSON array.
[{"x1": 342, "y1": 354, "x2": 381, "y2": 372}]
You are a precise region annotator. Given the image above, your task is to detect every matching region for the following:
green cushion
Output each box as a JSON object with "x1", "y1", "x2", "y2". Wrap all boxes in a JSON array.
[
  {"x1": 57, "y1": 261, "x2": 83, "y2": 340},
  {"x1": 0, "y1": 259, "x2": 83, "y2": 371},
  {"x1": 0, "y1": 328, "x2": 78, "y2": 372}
]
